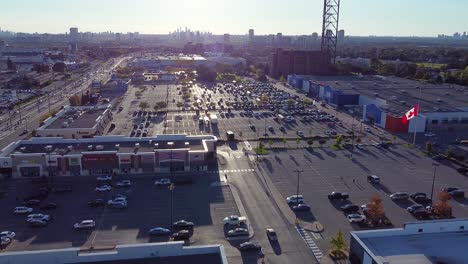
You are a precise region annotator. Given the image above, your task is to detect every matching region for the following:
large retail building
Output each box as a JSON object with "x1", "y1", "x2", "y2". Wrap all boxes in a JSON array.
[{"x1": 0, "y1": 134, "x2": 217, "y2": 178}]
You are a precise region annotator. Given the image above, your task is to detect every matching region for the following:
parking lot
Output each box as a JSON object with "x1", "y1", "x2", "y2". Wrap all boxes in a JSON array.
[
  {"x1": 256, "y1": 144, "x2": 468, "y2": 249},
  {"x1": 0, "y1": 173, "x2": 244, "y2": 257}
]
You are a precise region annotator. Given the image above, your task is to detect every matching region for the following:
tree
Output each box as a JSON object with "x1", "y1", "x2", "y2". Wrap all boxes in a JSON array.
[
  {"x1": 296, "y1": 138, "x2": 301, "y2": 148},
  {"x1": 286, "y1": 99, "x2": 295, "y2": 106},
  {"x1": 335, "y1": 135, "x2": 344, "y2": 146},
  {"x1": 52, "y1": 62, "x2": 66, "y2": 73},
  {"x1": 432, "y1": 191, "x2": 452, "y2": 218},
  {"x1": 307, "y1": 139, "x2": 314, "y2": 149},
  {"x1": 69, "y1": 95, "x2": 81, "y2": 106},
  {"x1": 176, "y1": 102, "x2": 183, "y2": 108},
  {"x1": 139, "y1": 101, "x2": 149, "y2": 110},
  {"x1": 329, "y1": 230, "x2": 347, "y2": 258},
  {"x1": 282, "y1": 138, "x2": 287, "y2": 148},
  {"x1": 7, "y1": 57, "x2": 16, "y2": 70},
  {"x1": 367, "y1": 195, "x2": 385, "y2": 225},
  {"x1": 426, "y1": 141, "x2": 433, "y2": 155},
  {"x1": 318, "y1": 139, "x2": 327, "y2": 147},
  {"x1": 279, "y1": 75, "x2": 286, "y2": 83},
  {"x1": 268, "y1": 139, "x2": 273, "y2": 149}
]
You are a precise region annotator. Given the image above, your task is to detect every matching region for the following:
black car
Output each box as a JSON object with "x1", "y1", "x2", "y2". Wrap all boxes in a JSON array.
[
  {"x1": 40, "y1": 202, "x2": 57, "y2": 210},
  {"x1": 23, "y1": 199, "x2": 41, "y2": 206},
  {"x1": 172, "y1": 230, "x2": 190, "y2": 241},
  {"x1": 173, "y1": 220, "x2": 194, "y2": 229},
  {"x1": 456, "y1": 167, "x2": 468, "y2": 175},
  {"x1": 410, "y1": 192, "x2": 427, "y2": 199},
  {"x1": 341, "y1": 204, "x2": 360, "y2": 213},
  {"x1": 239, "y1": 242, "x2": 262, "y2": 251},
  {"x1": 412, "y1": 195, "x2": 432, "y2": 204},
  {"x1": 292, "y1": 203, "x2": 311, "y2": 212},
  {"x1": 88, "y1": 199, "x2": 104, "y2": 207},
  {"x1": 412, "y1": 209, "x2": 431, "y2": 219},
  {"x1": 328, "y1": 192, "x2": 349, "y2": 200}
]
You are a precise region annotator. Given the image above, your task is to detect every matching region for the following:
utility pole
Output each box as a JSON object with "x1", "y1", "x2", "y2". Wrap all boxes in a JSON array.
[
  {"x1": 293, "y1": 169, "x2": 304, "y2": 222},
  {"x1": 412, "y1": 86, "x2": 422, "y2": 145},
  {"x1": 430, "y1": 163, "x2": 440, "y2": 205}
]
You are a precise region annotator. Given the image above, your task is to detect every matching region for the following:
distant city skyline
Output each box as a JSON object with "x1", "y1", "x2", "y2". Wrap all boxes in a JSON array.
[{"x1": 1, "y1": 0, "x2": 467, "y2": 37}]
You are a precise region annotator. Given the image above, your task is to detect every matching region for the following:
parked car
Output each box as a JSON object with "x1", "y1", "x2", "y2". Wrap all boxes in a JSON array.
[
  {"x1": 173, "y1": 220, "x2": 194, "y2": 229},
  {"x1": 266, "y1": 228, "x2": 278, "y2": 241},
  {"x1": 347, "y1": 213, "x2": 366, "y2": 223},
  {"x1": 29, "y1": 219, "x2": 48, "y2": 227},
  {"x1": 0, "y1": 237, "x2": 11, "y2": 246},
  {"x1": 23, "y1": 199, "x2": 41, "y2": 206},
  {"x1": 239, "y1": 242, "x2": 262, "y2": 251},
  {"x1": 340, "y1": 204, "x2": 360, "y2": 214},
  {"x1": 413, "y1": 209, "x2": 431, "y2": 219},
  {"x1": 116, "y1": 180, "x2": 132, "y2": 187},
  {"x1": 292, "y1": 203, "x2": 311, "y2": 211},
  {"x1": 109, "y1": 201, "x2": 127, "y2": 209},
  {"x1": 74, "y1": 220, "x2": 96, "y2": 230},
  {"x1": 96, "y1": 175, "x2": 112, "y2": 182},
  {"x1": 367, "y1": 175, "x2": 380, "y2": 184},
  {"x1": 223, "y1": 215, "x2": 247, "y2": 227},
  {"x1": 227, "y1": 228, "x2": 249, "y2": 237},
  {"x1": 95, "y1": 185, "x2": 112, "y2": 192},
  {"x1": 456, "y1": 167, "x2": 468, "y2": 176},
  {"x1": 412, "y1": 195, "x2": 432, "y2": 204},
  {"x1": 148, "y1": 227, "x2": 170, "y2": 236},
  {"x1": 410, "y1": 192, "x2": 428, "y2": 199},
  {"x1": 27, "y1": 214, "x2": 50, "y2": 222},
  {"x1": 14, "y1": 207, "x2": 33, "y2": 214},
  {"x1": 172, "y1": 230, "x2": 190, "y2": 241},
  {"x1": 407, "y1": 204, "x2": 425, "y2": 213},
  {"x1": 155, "y1": 178, "x2": 171, "y2": 186},
  {"x1": 390, "y1": 192, "x2": 409, "y2": 201},
  {"x1": 356, "y1": 144, "x2": 365, "y2": 150},
  {"x1": 286, "y1": 195, "x2": 304, "y2": 204},
  {"x1": 328, "y1": 192, "x2": 349, "y2": 200},
  {"x1": 88, "y1": 199, "x2": 104, "y2": 207},
  {"x1": 0, "y1": 231, "x2": 15, "y2": 240},
  {"x1": 40, "y1": 202, "x2": 57, "y2": 210}
]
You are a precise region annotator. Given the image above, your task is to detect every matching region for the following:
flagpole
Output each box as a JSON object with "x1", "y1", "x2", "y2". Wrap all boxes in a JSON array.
[{"x1": 412, "y1": 86, "x2": 422, "y2": 145}]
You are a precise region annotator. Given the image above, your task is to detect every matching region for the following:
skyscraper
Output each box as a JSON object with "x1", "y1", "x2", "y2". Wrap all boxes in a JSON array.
[
  {"x1": 337, "y1": 29, "x2": 345, "y2": 43},
  {"x1": 223, "y1": 33, "x2": 230, "y2": 43},
  {"x1": 69, "y1": 27, "x2": 79, "y2": 40},
  {"x1": 249, "y1": 29, "x2": 254, "y2": 42}
]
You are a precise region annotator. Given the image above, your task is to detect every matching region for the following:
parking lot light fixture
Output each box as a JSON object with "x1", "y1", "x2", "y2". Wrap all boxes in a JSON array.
[
  {"x1": 430, "y1": 163, "x2": 440, "y2": 205},
  {"x1": 294, "y1": 170, "x2": 304, "y2": 221}
]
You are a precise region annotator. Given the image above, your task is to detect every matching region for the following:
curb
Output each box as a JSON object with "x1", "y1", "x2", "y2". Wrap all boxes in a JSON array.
[{"x1": 228, "y1": 182, "x2": 255, "y2": 240}]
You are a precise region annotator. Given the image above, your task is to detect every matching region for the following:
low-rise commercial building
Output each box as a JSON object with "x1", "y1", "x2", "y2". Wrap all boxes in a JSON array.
[
  {"x1": 0, "y1": 134, "x2": 217, "y2": 178},
  {"x1": 0, "y1": 241, "x2": 227, "y2": 264},
  {"x1": 36, "y1": 105, "x2": 113, "y2": 139},
  {"x1": 350, "y1": 218, "x2": 468, "y2": 264},
  {"x1": 130, "y1": 55, "x2": 209, "y2": 70}
]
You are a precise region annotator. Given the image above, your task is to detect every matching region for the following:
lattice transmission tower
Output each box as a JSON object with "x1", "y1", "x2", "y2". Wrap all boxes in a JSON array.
[{"x1": 321, "y1": 0, "x2": 341, "y2": 64}]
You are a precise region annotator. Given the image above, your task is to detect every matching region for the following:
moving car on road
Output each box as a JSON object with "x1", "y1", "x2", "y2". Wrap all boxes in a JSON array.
[
  {"x1": 266, "y1": 228, "x2": 278, "y2": 241},
  {"x1": 286, "y1": 195, "x2": 304, "y2": 204},
  {"x1": 390, "y1": 192, "x2": 409, "y2": 201},
  {"x1": 367, "y1": 175, "x2": 380, "y2": 184},
  {"x1": 0, "y1": 231, "x2": 15, "y2": 240},
  {"x1": 96, "y1": 175, "x2": 112, "y2": 182}
]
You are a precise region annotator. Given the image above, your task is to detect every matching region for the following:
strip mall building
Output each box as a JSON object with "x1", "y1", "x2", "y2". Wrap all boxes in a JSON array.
[{"x1": 0, "y1": 135, "x2": 217, "y2": 178}]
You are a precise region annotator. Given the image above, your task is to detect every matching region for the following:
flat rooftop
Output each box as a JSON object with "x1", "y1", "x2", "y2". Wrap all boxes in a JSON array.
[
  {"x1": 46, "y1": 108, "x2": 106, "y2": 129},
  {"x1": 10, "y1": 137, "x2": 207, "y2": 155},
  {"x1": 71, "y1": 254, "x2": 223, "y2": 264},
  {"x1": 306, "y1": 75, "x2": 468, "y2": 116},
  {"x1": 360, "y1": 231, "x2": 468, "y2": 264}
]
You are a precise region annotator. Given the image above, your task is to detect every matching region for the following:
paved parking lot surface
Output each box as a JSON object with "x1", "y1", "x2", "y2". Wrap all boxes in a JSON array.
[
  {"x1": 0, "y1": 174, "x2": 244, "y2": 259},
  {"x1": 255, "y1": 144, "x2": 468, "y2": 250}
]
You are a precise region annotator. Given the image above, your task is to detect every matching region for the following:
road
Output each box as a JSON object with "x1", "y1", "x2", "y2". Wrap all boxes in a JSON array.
[
  {"x1": 0, "y1": 57, "x2": 129, "y2": 148},
  {"x1": 218, "y1": 144, "x2": 318, "y2": 264}
]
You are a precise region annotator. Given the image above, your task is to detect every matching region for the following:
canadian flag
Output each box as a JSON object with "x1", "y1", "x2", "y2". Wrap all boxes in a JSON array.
[{"x1": 401, "y1": 104, "x2": 418, "y2": 124}]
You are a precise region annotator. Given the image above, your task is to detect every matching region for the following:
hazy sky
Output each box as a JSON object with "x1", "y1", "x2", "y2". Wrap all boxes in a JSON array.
[{"x1": 1, "y1": 0, "x2": 467, "y2": 36}]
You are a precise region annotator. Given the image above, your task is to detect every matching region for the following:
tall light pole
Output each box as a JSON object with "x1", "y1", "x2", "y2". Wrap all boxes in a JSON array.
[
  {"x1": 294, "y1": 169, "x2": 304, "y2": 222},
  {"x1": 430, "y1": 163, "x2": 440, "y2": 205},
  {"x1": 412, "y1": 86, "x2": 422, "y2": 145},
  {"x1": 167, "y1": 142, "x2": 174, "y2": 234}
]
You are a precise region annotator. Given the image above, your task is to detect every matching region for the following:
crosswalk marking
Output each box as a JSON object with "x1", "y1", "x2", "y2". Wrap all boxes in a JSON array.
[
  {"x1": 207, "y1": 169, "x2": 255, "y2": 174},
  {"x1": 295, "y1": 226, "x2": 323, "y2": 262}
]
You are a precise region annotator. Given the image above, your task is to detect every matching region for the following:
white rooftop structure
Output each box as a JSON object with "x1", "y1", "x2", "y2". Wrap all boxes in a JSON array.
[{"x1": 350, "y1": 219, "x2": 468, "y2": 264}]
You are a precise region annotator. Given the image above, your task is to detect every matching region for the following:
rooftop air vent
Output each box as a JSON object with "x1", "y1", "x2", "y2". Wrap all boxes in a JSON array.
[
  {"x1": 115, "y1": 144, "x2": 120, "y2": 150},
  {"x1": 88, "y1": 145, "x2": 93, "y2": 151},
  {"x1": 19, "y1": 147, "x2": 26, "y2": 152},
  {"x1": 67, "y1": 145, "x2": 73, "y2": 151},
  {"x1": 45, "y1": 145, "x2": 53, "y2": 152},
  {"x1": 135, "y1": 143, "x2": 140, "y2": 149}
]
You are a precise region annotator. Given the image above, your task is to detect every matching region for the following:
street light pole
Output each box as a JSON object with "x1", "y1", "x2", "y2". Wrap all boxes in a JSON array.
[
  {"x1": 294, "y1": 169, "x2": 303, "y2": 222},
  {"x1": 430, "y1": 163, "x2": 440, "y2": 205},
  {"x1": 168, "y1": 142, "x2": 174, "y2": 234}
]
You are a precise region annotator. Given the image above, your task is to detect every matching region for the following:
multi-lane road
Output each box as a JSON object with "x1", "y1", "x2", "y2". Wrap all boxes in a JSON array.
[{"x1": 0, "y1": 57, "x2": 129, "y2": 148}]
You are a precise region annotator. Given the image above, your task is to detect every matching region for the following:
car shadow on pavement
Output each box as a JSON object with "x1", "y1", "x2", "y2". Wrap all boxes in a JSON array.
[
  {"x1": 307, "y1": 149, "x2": 324, "y2": 160},
  {"x1": 453, "y1": 197, "x2": 468, "y2": 206},
  {"x1": 262, "y1": 158, "x2": 274, "y2": 173},
  {"x1": 328, "y1": 200, "x2": 352, "y2": 211},
  {"x1": 289, "y1": 155, "x2": 299, "y2": 165},
  {"x1": 269, "y1": 240, "x2": 282, "y2": 255},
  {"x1": 371, "y1": 183, "x2": 393, "y2": 195},
  {"x1": 392, "y1": 200, "x2": 415, "y2": 209},
  {"x1": 351, "y1": 158, "x2": 371, "y2": 172},
  {"x1": 322, "y1": 148, "x2": 337, "y2": 158}
]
